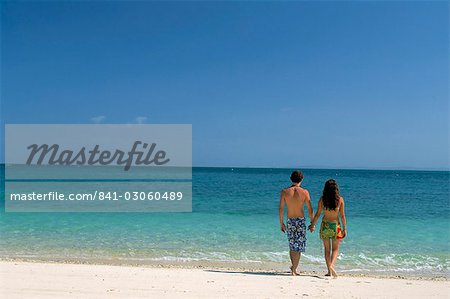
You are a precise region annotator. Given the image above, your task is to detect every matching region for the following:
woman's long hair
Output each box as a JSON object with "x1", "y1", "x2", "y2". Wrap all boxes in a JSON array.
[{"x1": 322, "y1": 179, "x2": 341, "y2": 210}]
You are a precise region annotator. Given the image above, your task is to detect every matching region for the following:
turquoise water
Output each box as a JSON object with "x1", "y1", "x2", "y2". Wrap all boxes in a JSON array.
[{"x1": 1, "y1": 166, "x2": 449, "y2": 277}]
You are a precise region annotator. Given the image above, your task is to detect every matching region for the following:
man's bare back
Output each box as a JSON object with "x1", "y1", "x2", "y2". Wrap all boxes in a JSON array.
[{"x1": 281, "y1": 186, "x2": 311, "y2": 219}]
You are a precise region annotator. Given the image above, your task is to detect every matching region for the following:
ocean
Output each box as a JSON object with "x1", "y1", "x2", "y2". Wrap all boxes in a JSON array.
[{"x1": 1, "y1": 166, "x2": 449, "y2": 278}]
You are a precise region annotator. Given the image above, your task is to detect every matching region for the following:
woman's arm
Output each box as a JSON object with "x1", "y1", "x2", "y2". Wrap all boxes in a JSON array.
[
  {"x1": 309, "y1": 198, "x2": 323, "y2": 231},
  {"x1": 339, "y1": 197, "x2": 346, "y2": 235}
]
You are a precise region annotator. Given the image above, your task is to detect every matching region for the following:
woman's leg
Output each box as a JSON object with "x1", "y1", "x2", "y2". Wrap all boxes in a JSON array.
[
  {"x1": 322, "y1": 238, "x2": 331, "y2": 275},
  {"x1": 330, "y1": 239, "x2": 340, "y2": 278}
]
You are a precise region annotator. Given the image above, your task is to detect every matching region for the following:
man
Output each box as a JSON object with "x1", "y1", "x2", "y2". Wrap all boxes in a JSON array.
[{"x1": 279, "y1": 170, "x2": 314, "y2": 276}]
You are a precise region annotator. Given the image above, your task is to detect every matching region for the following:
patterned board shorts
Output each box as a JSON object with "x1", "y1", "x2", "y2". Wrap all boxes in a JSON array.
[{"x1": 287, "y1": 217, "x2": 307, "y2": 252}]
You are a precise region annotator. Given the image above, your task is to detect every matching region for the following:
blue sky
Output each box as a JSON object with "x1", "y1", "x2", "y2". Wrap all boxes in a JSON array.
[{"x1": 1, "y1": 1, "x2": 448, "y2": 170}]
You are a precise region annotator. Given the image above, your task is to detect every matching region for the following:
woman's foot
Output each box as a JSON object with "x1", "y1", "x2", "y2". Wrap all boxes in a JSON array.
[
  {"x1": 330, "y1": 267, "x2": 338, "y2": 278},
  {"x1": 290, "y1": 266, "x2": 299, "y2": 276},
  {"x1": 324, "y1": 272, "x2": 331, "y2": 276}
]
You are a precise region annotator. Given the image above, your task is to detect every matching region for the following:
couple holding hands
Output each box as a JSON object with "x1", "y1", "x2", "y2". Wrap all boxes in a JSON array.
[{"x1": 279, "y1": 170, "x2": 347, "y2": 277}]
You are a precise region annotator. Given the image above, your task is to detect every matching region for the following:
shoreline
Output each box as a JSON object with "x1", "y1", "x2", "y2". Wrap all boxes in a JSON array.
[
  {"x1": 1, "y1": 261, "x2": 449, "y2": 298},
  {"x1": 1, "y1": 257, "x2": 448, "y2": 281}
]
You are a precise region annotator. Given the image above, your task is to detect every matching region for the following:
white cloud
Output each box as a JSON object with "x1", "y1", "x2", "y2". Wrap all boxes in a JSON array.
[
  {"x1": 91, "y1": 115, "x2": 106, "y2": 123},
  {"x1": 135, "y1": 116, "x2": 148, "y2": 124}
]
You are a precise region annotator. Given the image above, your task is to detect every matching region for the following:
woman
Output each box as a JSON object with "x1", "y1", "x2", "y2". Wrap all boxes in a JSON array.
[{"x1": 308, "y1": 179, "x2": 346, "y2": 278}]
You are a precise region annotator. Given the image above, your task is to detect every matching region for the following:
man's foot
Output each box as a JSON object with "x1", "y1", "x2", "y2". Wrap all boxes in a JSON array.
[
  {"x1": 290, "y1": 266, "x2": 299, "y2": 276},
  {"x1": 330, "y1": 267, "x2": 338, "y2": 278}
]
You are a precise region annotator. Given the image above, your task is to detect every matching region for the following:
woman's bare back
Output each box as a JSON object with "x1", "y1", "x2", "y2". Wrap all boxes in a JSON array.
[{"x1": 322, "y1": 197, "x2": 343, "y2": 222}]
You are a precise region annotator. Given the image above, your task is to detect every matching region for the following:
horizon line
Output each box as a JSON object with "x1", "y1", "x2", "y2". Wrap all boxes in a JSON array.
[
  {"x1": 191, "y1": 165, "x2": 450, "y2": 172},
  {"x1": 2, "y1": 163, "x2": 448, "y2": 172}
]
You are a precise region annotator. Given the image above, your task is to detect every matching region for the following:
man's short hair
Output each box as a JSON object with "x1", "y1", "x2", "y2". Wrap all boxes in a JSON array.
[{"x1": 290, "y1": 170, "x2": 303, "y2": 183}]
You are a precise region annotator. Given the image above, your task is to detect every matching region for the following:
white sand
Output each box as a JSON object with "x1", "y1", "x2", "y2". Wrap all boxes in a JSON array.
[{"x1": 0, "y1": 261, "x2": 448, "y2": 298}]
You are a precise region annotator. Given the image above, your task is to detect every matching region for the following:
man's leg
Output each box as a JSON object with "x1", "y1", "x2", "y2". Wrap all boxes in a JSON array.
[
  {"x1": 322, "y1": 238, "x2": 331, "y2": 276},
  {"x1": 329, "y1": 239, "x2": 340, "y2": 278},
  {"x1": 289, "y1": 251, "x2": 301, "y2": 276}
]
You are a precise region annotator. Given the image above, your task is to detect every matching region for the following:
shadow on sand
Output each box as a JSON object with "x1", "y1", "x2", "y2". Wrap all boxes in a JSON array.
[{"x1": 204, "y1": 269, "x2": 325, "y2": 279}]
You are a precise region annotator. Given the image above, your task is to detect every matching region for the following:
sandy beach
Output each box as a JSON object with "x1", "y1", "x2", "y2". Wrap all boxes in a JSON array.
[{"x1": 0, "y1": 261, "x2": 448, "y2": 299}]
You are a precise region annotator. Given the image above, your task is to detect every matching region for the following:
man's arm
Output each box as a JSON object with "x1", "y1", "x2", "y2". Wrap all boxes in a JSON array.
[
  {"x1": 278, "y1": 190, "x2": 286, "y2": 233},
  {"x1": 304, "y1": 190, "x2": 314, "y2": 220}
]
